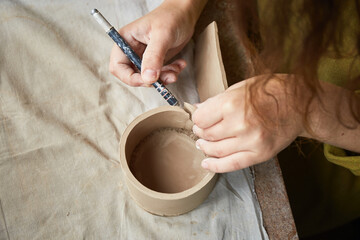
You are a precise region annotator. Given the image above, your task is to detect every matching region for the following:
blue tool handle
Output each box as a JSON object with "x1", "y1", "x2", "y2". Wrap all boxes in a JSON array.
[
  {"x1": 108, "y1": 28, "x2": 142, "y2": 70},
  {"x1": 107, "y1": 28, "x2": 179, "y2": 106}
]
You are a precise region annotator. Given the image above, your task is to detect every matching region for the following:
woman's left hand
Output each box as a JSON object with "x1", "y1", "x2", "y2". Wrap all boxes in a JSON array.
[{"x1": 192, "y1": 74, "x2": 304, "y2": 173}]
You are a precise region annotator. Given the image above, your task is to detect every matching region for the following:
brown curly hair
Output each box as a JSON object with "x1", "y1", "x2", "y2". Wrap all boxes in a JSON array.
[{"x1": 232, "y1": 0, "x2": 360, "y2": 134}]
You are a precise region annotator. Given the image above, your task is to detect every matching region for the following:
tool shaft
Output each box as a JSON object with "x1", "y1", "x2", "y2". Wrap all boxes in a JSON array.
[{"x1": 91, "y1": 9, "x2": 179, "y2": 106}]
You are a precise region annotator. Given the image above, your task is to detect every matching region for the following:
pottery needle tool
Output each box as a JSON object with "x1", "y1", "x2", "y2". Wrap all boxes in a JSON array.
[{"x1": 91, "y1": 9, "x2": 180, "y2": 106}]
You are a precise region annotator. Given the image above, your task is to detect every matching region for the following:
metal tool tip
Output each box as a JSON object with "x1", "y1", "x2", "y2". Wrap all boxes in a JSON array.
[{"x1": 91, "y1": 9, "x2": 98, "y2": 15}]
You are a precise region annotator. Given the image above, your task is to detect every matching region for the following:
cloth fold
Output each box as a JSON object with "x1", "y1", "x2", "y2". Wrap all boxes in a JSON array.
[
  {"x1": 0, "y1": 0, "x2": 268, "y2": 239},
  {"x1": 324, "y1": 144, "x2": 360, "y2": 176}
]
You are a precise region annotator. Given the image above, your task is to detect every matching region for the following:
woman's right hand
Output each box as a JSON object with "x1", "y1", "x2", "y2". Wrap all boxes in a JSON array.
[{"x1": 109, "y1": 0, "x2": 207, "y2": 87}]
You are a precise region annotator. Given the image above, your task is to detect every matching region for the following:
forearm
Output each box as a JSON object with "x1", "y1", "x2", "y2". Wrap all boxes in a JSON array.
[{"x1": 301, "y1": 80, "x2": 360, "y2": 153}]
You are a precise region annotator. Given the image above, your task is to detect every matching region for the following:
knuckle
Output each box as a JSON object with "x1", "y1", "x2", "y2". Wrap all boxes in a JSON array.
[
  {"x1": 254, "y1": 129, "x2": 266, "y2": 143},
  {"x1": 195, "y1": 119, "x2": 206, "y2": 129},
  {"x1": 233, "y1": 123, "x2": 245, "y2": 135},
  {"x1": 221, "y1": 98, "x2": 236, "y2": 115},
  {"x1": 222, "y1": 101, "x2": 234, "y2": 114},
  {"x1": 212, "y1": 147, "x2": 225, "y2": 158},
  {"x1": 203, "y1": 131, "x2": 216, "y2": 141},
  {"x1": 144, "y1": 51, "x2": 163, "y2": 63},
  {"x1": 202, "y1": 142, "x2": 225, "y2": 158},
  {"x1": 231, "y1": 159, "x2": 242, "y2": 171},
  {"x1": 210, "y1": 163, "x2": 220, "y2": 173}
]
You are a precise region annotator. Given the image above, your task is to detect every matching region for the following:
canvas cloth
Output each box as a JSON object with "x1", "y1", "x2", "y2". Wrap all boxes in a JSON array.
[{"x1": 0, "y1": 0, "x2": 268, "y2": 239}]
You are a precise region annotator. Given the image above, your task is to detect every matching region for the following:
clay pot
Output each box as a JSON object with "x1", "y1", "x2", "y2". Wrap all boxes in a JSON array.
[
  {"x1": 120, "y1": 22, "x2": 227, "y2": 216},
  {"x1": 120, "y1": 105, "x2": 217, "y2": 216}
]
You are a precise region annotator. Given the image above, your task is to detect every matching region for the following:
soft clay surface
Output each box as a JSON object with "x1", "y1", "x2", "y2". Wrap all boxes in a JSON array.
[{"x1": 130, "y1": 128, "x2": 208, "y2": 193}]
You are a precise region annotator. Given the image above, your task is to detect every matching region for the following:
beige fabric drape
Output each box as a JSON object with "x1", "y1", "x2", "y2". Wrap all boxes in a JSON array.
[{"x1": 0, "y1": 0, "x2": 268, "y2": 239}]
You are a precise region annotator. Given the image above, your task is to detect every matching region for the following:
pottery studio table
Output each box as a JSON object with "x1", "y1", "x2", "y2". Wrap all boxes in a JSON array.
[
  {"x1": 0, "y1": 0, "x2": 296, "y2": 239},
  {"x1": 195, "y1": 0, "x2": 298, "y2": 239}
]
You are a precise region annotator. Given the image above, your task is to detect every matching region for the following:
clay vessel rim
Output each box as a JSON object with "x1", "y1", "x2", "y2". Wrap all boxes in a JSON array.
[{"x1": 119, "y1": 105, "x2": 217, "y2": 200}]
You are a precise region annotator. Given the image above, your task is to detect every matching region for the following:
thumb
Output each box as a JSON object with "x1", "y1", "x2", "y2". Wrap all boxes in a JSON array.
[
  {"x1": 141, "y1": 32, "x2": 171, "y2": 84},
  {"x1": 201, "y1": 152, "x2": 257, "y2": 173}
]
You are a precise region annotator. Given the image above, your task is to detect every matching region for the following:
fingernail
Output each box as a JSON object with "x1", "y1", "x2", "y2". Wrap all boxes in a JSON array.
[
  {"x1": 195, "y1": 139, "x2": 202, "y2": 150},
  {"x1": 143, "y1": 69, "x2": 158, "y2": 83},
  {"x1": 163, "y1": 76, "x2": 175, "y2": 85},
  {"x1": 179, "y1": 61, "x2": 187, "y2": 68},
  {"x1": 192, "y1": 125, "x2": 199, "y2": 135},
  {"x1": 201, "y1": 159, "x2": 209, "y2": 169},
  {"x1": 167, "y1": 76, "x2": 176, "y2": 84}
]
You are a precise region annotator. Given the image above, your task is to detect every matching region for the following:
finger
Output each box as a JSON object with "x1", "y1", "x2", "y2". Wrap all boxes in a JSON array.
[
  {"x1": 110, "y1": 63, "x2": 144, "y2": 87},
  {"x1": 159, "y1": 60, "x2": 187, "y2": 84},
  {"x1": 164, "y1": 43, "x2": 189, "y2": 62},
  {"x1": 110, "y1": 64, "x2": 144, "y2": 87},
  {"x1": 141, "y1": 31, "x2": 172, "y2": 84},
  {"x1": 160, "y1": 72, "x2": 177, "y2": 85},
  {"x1": 119, "y1": 28, "x2": 147, "y2": 55},
  {"x1": 109, "y1": 44, "x2": 145, "y2": 87},
  {"x1": 195, "y1": 138, "x2": 245, "y2": 158},
  {"x1": 161, "y1": 59, "x2": 186, "y2": 72},
  {"x1": 201, "y1": 151, "x2": 259, "y2": 173},
  {"x1": 192, "y1": 120, "x2": 237, "y2": 141},
  {"x1": 192, "y1": 95, "x2": 224, "y2": 129}
]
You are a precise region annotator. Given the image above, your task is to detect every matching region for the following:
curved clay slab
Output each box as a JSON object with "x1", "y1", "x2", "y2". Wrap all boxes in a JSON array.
[{"x1": 195, "y1": 21, "x2": 228, "y2": 101}]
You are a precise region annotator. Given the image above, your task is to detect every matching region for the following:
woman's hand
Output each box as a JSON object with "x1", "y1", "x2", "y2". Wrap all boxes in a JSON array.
[
  {"x1": 192, "y1": 75, "x2": 305, "y2": 173},
  {"x1": 109, "y1": 0, "x2": 207, "y2": 87}
]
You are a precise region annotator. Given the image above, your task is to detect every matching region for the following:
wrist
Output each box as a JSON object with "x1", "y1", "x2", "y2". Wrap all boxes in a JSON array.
[
  {"x1": 162, "y1": 0, "x2": 208, "y2": 26},
  {"x1": 299, "y1": 81, "x2": 360, "y2": 152}
]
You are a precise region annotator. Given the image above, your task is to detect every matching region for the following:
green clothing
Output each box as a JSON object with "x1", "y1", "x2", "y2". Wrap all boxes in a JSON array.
[
  {"x1": 325, "y1": 144, "x2": 360, "y2": 176},
  {"x1": 278, "y1": 142, "x2": 360, "y2": 237},
  {"x1": 257, "y1": 0, "x2": 360, "y2": 237}
]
